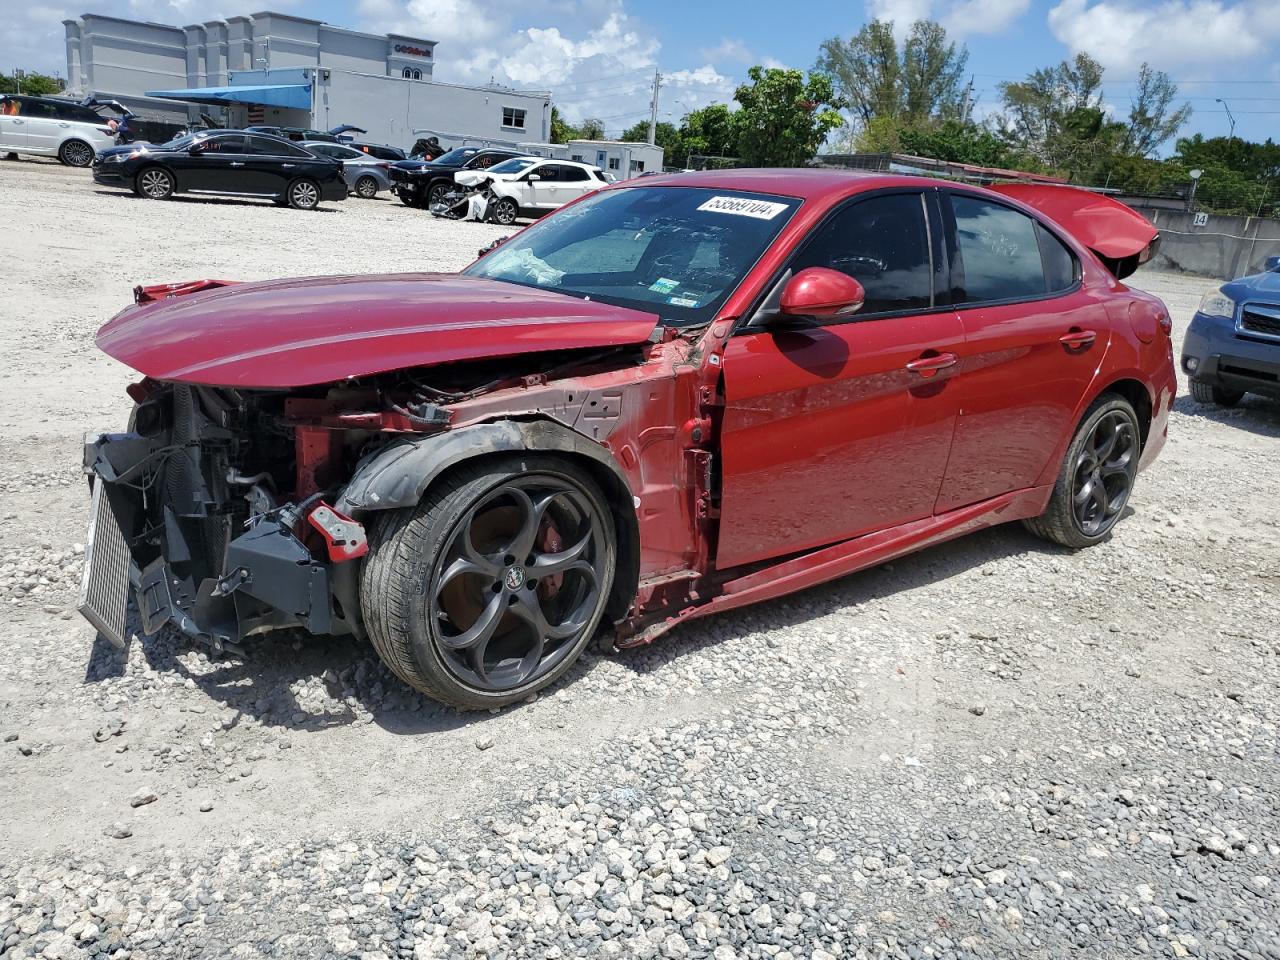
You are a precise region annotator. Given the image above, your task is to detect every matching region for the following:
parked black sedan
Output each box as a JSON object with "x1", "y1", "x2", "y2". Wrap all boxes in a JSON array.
[
  {"x1": 93, "y1": 131, "x2": 347, "y2": 210},
  {"x1": 388, "y1": 147, "x2": 525, "y2": 208}
]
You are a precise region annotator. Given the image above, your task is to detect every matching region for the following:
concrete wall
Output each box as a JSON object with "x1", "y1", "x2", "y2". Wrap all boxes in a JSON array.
[{"x1": 1136, "y1": 206, "x2": 1280, "y2": 280}]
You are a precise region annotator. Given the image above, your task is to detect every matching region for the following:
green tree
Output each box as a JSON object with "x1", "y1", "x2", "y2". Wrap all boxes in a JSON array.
[
  {"x1": 0, "y1": 72, "x2": 64, "y2": 96},
  {"x1": 620, "y1": 119, "x2": 684, "y2": 156},
  {"x1": 898, "y1": 119, "x2": 1018, "y2": 167},
  {"x1": 681, "y1": 104, "x2": 740, "y2": 161},
  {"x1": 1122, "y1": 64, "x2": 1192, "y2": 158},
  {"x1": 996, "y1": 53, "x2": 1131, "y2": 178},
  {"x1": 816, "y1": 19, "x2": 968, "y2": 126},
  {"x1": 549, "y1": 106, "x2": 573, "y2": 144},
  {"x1": 732, "y1": 67, "x2": 843, "y2": 167},
  {"x1": 575, "y1": 117, "x2": 605, "y2": 140}
]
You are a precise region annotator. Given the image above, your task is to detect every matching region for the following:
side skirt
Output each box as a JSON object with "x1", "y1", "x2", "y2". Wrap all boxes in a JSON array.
[{"x1": 622, "y1": 484, "x2": 1052, "y2": 646}]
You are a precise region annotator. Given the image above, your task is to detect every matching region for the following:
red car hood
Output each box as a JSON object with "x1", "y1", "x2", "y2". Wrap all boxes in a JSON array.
[{"x1": 96, "y1": 273, "x2": 660, "y2": 388}]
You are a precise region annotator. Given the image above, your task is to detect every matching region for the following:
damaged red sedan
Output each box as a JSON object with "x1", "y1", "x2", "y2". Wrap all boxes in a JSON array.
[{"x1": 80, "y1": 170, "x2": 1175, "y2": 708}]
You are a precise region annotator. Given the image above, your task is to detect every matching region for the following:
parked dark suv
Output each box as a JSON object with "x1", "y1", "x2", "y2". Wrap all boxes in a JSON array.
[
  {"x1": 388, "y1": 147, "x2": 525, "y2": 208},
  {"x1": 1182, "y1": 256, "x2": 1280, "y2": 406}
]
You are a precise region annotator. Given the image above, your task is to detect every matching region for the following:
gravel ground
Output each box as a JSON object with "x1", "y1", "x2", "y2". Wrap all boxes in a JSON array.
[{"x1": 2, "y1": 157, "x2": 1278, "y2": 960}]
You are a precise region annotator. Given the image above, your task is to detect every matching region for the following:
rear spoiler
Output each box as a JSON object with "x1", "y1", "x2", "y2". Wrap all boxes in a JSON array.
[{"x1": 986, "y1": 183, "x2": 1158, "y2": 281}]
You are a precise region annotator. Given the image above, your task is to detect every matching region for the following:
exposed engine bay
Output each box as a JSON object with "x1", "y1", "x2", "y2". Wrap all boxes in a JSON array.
[{"x1": 81, "y1": 344, "x2": 653, "y2": 652}]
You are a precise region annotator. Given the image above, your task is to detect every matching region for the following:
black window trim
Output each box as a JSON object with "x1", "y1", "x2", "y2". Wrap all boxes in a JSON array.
[
  {"x1": 940, "y1": 187, "x2": 1082, "y2": 312},
  {"x1": 737, "y1": 186, "x2": 948, "y2": 335}
]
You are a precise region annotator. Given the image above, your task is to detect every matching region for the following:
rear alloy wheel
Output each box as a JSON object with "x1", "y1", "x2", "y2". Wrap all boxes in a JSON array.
[
  {"x1": 361, "y1": 456, "x2": 616, "y2": 709},
  {"x1": 59, "y1": 139, "x2": 94, "y2": 167},
  {"x1": 354, "y1": 175, "x2": 379, "y2": 199},
  {"x1": 288, "y1": 178, "x2": 320, "y2": 210},
  {"x1": 1189, "y1": 380, "x2": 1244, "y2": 407},
  {"x1": 1024, "y1": 395, "x2": 1141, "y2": 548},
  {"x1": 491, "y1": 197, "x2": 518, "y2": 225},
  {"x1": 135, "y1": 167, "x2": 175, "y2": 200}
]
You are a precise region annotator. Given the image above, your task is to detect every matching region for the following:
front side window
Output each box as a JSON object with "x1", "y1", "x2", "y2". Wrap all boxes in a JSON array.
[
  {"x1": 502, "y1": 106, "x2": 526, "y2": 129},
  {"x1": 200, "y1": 135, "x2": 247, "y2": 153},
  {"x1": 465, "y1": 186, "x2": 801, "y2": 326},
  {"x1": 950, "y1": 195, "x2": 1073, "y2": 303},
  {"x1": 792, "y1": 193, "x2": 933, "y2": 316}
]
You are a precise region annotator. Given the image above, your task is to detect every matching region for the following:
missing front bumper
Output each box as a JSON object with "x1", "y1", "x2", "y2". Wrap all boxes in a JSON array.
[{"x1": 79, "y1": 431, "x2": 358, "y2": 649}]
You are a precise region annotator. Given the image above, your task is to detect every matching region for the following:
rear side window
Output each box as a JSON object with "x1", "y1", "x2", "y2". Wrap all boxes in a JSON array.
[
  {"x1": 247, "y1": 136, "x2": 309, "y2": 157},
  {"x1": 1037, "y1": 223, "x2": 1078, "y2": 292},
  {"x1": 57, "y1": 103, "x2": 104, "y2": 124},
  {"x1": 560, "y1": 165, "x2": 590, "y2": 182},
  {"x1": 792, "y1": 192, "x2": 933, "y2": 316},
  {"x1": 950, "y1": 195, "x2": 1076, "y2": 303}
]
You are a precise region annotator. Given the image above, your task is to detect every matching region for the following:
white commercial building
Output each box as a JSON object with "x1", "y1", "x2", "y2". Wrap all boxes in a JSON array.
[{"x1": 63, "y1": 10, "x2": 551, "y2": 149}]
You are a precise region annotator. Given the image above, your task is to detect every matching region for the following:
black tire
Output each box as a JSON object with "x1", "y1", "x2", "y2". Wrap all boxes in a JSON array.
[
  {"x1": 354, "y1": 175, "x2": 379, "y2": 199},
  {"x1": 1189, "y1": 379, "x2": 1243, "y2": 407},
  {"x1": 1024, "y1": 394, "x2": 1142, "y2": 549},
  {"x1": 397, "y1": 190, "x2": 417, "y2": 206},
  {"x1": 427, "y1": 181, "x2": 451, "y2": 207},
  {"x1": 361, "y1": 455, "x2": 616, "y2": 709},
  {"x1": 491, "y1": 197, "x2": 518, "y2": 225},
  {"x1": 287, "y1": 178, "x2": 321, "y2": 210},
  {"x1": 59, "y1": 139, "x2": 94, "y2": 167},
  {"x1": 134, "y1": 166, "x2": 174, "y2": 200}
]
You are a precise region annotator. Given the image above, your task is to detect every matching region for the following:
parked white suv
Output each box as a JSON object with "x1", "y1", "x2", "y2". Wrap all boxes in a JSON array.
[
  {"x1": 0, "y1": 95, "x2": 118, "y2": 167},
  {"x1": 455, "y1": 157, "x2": 609, "y2": 224}
]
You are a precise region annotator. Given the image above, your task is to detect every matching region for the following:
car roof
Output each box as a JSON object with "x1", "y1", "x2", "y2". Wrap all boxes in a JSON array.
[{"x1": 625, "y1": 167, "x2": 941, "y2": 201}]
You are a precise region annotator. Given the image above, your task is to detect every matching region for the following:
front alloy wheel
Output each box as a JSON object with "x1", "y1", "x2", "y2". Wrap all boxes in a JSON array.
[
  {"x1": 136, "y1": 167, "x2": 174, "y2": 199},
  {"x1": 361, "y1": 456, "x2": 616, "y2": 709},
  {"x1": 1024, "y1": 394, "x2": 1141, "y2": 548},
  {"x1": 491, "y1": 197, "x2": 518, "y2": 225}
]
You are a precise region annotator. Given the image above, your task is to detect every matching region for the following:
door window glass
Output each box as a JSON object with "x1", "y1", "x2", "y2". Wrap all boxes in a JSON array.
[
  {"x1": 951, "y1": 196, "x2": 1051, "y2": 302},
  {"x1": 793, "y1": 193, "x2": 933, "y2": 315},
  {"x1": 534, "y1": 165, "x2": 561, "y2": 181},
  {"x1": 559, "y1": 165, "x2": 590, "y2": 182},
  {"x1": 200, "y1": 135, "x2": 247, "y2": 153}
]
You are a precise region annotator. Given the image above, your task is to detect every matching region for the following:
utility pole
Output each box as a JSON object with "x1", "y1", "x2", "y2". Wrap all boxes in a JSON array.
[{"x1": 648, "y1": 69, "x2": 662, "y2": 145}]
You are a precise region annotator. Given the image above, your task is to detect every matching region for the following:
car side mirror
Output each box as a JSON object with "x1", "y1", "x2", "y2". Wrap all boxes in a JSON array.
[
  {"x1": 187, "y1": 144, "x2": 204, "y2": 155},
  {"x1": 1266, "y1": 255, "x2": 1280, "y2": 273},
  {"x1": 777, "y1": 267, "x2": 866, "y2": 321}
]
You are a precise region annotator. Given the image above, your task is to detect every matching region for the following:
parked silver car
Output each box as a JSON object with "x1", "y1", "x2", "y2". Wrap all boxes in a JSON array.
[{"x1": 300, "y1": 141, "x2": 391, "y2": 199}]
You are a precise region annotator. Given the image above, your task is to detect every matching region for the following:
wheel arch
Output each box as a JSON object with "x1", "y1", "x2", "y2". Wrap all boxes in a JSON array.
[
  {"x1": 1033, "y1": 373, "x2": 1156, "y2": 489},
  {"x1": 1096, "y1": 376, "x2": 1153, "y2": 449},
  {"x1": 338, "y1": 418, "x2": 641, "y2": 623}
]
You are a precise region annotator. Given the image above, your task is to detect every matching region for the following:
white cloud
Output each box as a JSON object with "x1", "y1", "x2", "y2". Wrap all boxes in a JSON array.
[
  {"x1": 0, "y1": 0, "x2": 742, "y2": 137},
  {"x1": 697, "y1": 38, "x2": 753, "y2": 63},
  {"x1": 1047, "y1": 0, "x2": 1277, "y2": 71},
  {"x1": 865, "y1": 0, "x2": 1030, "y2": 37}
]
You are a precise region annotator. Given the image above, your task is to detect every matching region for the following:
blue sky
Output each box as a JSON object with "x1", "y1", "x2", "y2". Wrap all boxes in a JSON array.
[{"x1": 8, "y1": 0, "x2": 1280, "y2": 147}]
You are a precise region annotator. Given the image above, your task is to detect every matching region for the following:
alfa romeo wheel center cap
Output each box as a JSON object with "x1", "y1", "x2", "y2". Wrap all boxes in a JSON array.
[{"x1": 504, "y1": 566, "x2": 525, "y2": 591}]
